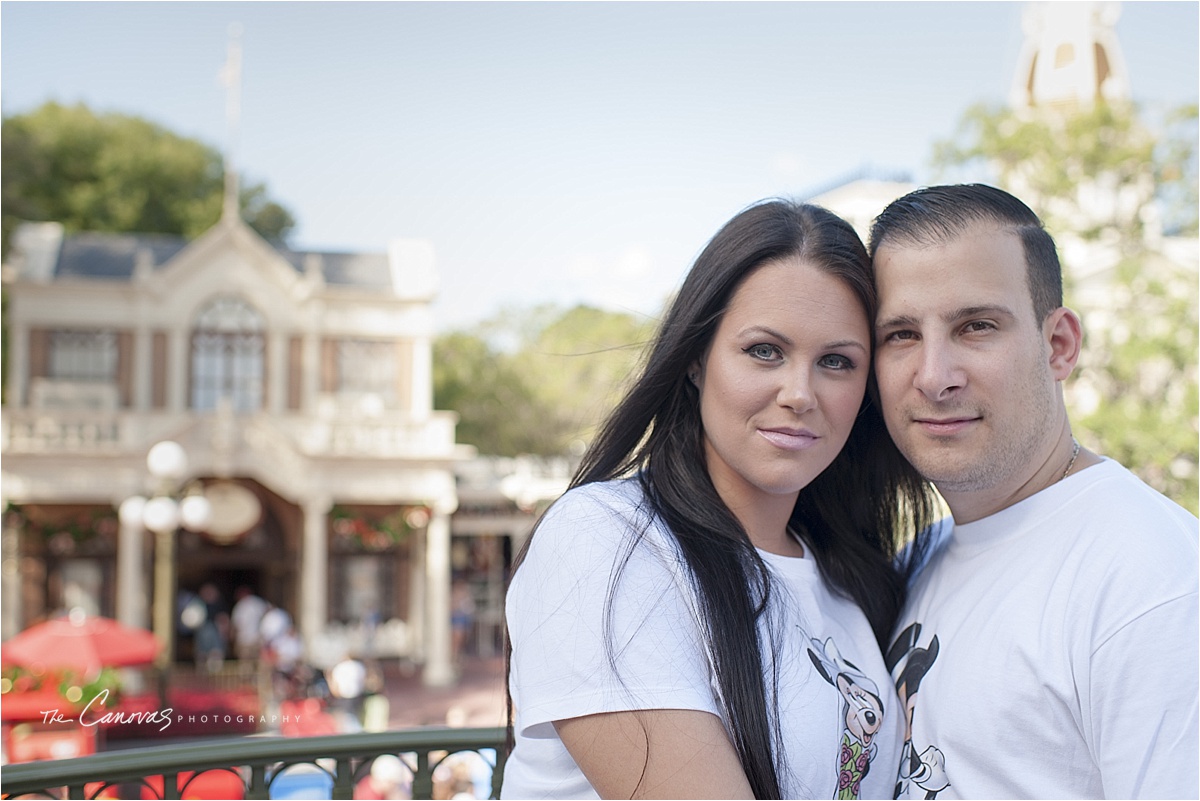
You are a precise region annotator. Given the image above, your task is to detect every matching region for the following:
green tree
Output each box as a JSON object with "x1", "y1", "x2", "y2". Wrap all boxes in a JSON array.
[
  {"x1": 434, "y1": 304, "x2": 655, "y2": 457},
  {"x1": 1, "y1": 102, "x2": 294, "y2": 255},
  {"x1": 433, "y1": 330, "x2": 567, "y2": 457},
  {"x1": 933, "y1": 101, "x2": 1199, "y2": 513}
]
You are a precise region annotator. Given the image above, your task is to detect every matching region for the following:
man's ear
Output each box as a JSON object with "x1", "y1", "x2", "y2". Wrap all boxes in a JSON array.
[{"x1": 1044, "y1": 306, "x2": 1083, "y2": 381}]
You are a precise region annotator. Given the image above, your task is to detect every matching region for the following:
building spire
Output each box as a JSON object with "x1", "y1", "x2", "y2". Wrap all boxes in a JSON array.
[
  {"x1": 219, "y1": 23, "x2": 243, "y2": 222},
  {"x1": 1008, "y1": 1, "x2": 1130, "y2": 112}
]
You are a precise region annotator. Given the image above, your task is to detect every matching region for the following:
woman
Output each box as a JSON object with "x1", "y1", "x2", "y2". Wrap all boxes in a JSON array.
[{"x1": 503, "y1": 200, "x2": 934, "y2": 799}]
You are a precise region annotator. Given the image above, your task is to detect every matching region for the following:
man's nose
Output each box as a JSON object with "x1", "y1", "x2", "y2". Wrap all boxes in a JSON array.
[{"x1": 914, "y1": 341, "x2": 965, "y2": 401}]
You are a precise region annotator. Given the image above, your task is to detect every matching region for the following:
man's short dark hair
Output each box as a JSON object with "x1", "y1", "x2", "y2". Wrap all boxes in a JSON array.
[{"x1": 867, "y1": 184, "x2": 1063, "y2": 322}]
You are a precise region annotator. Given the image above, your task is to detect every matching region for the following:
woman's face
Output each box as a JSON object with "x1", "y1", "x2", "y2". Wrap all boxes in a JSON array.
[{"x1": 695, "y1": 256, "x2": 870, "y2": 518}]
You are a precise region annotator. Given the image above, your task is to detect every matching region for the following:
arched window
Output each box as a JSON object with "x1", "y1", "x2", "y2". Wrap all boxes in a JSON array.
[{"x1": 190, "y1": 296, "x2": 265, "y2": 411}]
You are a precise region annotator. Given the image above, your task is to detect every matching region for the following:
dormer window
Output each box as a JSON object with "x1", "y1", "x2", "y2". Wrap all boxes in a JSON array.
[{"x1": 191, "y1": 296, "x2": 265, "y2": 412}]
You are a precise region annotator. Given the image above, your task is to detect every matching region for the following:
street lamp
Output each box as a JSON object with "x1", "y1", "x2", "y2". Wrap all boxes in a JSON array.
[{"x1": 118, "y1": 442, "x2": 212, "y2": 692}]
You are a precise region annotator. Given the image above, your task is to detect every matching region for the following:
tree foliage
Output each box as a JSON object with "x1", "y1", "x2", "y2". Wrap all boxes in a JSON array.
[
  {"x1": 933, "y1": 101, "x2": 1199, "y2": 512},
  {"x1": 434, "y1": 304, "x2": 654, "y2": 457},
  {"x1": 1, "y1": 102, "x2": 295, "y2": 255}
]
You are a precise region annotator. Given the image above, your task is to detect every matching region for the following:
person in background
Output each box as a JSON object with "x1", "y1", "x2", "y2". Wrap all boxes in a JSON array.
[
  {"x1": 230, "y1": 586, "x2": 268, "y2": 664},
  {"x1": 869, "y1": 183, "x2": 1199, "y2": 799},
  {"x1": 504, "y1": 200, "x2": 936, "y2": 798},
  {"x1": 450, "y1": 581, "x2": 475, "y2": 667},
  {"x1": 194, "y1": 583, "x2": 228, "y2": 673}
]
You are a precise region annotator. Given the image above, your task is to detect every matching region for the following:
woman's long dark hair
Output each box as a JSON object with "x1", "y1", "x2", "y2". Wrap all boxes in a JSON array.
[{"x1": 507, "y1": 200, "x2": 936, "y2": 798}]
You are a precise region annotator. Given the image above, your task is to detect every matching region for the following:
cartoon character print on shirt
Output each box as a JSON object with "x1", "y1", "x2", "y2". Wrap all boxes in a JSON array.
[
  {"x1": 885, "y1": 622, "x2": 949, "y2": 800},
  {"x1": 805, "y1": 633, "x2": 886, "y2": 800}
]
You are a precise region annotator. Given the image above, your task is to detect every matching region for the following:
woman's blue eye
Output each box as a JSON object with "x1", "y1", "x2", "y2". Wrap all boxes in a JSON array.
[
  {"x1": 745, "y1": 344, "x2": 780, "y2": 360},
  {"x1": 819, "y1": 354, "x2": 856, "y2": 370}
]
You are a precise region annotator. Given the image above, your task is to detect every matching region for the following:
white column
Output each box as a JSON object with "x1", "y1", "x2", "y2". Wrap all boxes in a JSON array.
[
  {"x1": 302, "y1": 332, "x2": 320, "y2": 414},
  {"x1": 116, "y1": 518, "x2": 148, "y2": 628},
  {"x1": 410, "y1": 335, "x2": 432, "y2": 418},
  {"x1": 407, "y1": 527, "x2": 426, "y2": 664},
  {"x1": 168, "y1": 329, "x2": 188, "y2": 412},
  {"x1": 300, "y1": 496, "x2": 331, "y2": 651},
  {"x1": 8, "y1": 323, "x2": 28, "y2": 409},
  {"x1": 1, "y1": 512, "x2": 22, "y2": 640},
  {"x1": 134, "y1": 327, "x2": 152, "y2": 411},
  {"x1": 422, "y1": 501, "x2": 454, "y2": 687},
  {"x1": 268, "y1": 333, "x2": 286, "y2": 414}
]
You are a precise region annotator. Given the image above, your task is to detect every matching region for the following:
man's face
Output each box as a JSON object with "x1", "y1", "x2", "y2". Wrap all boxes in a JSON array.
[{"x1": 872, "y1": 223, "x2": 1061, "y2": 503}]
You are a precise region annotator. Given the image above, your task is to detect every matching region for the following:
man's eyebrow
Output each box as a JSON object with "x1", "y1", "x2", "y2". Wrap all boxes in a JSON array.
[
  {"x1": 875, "y1": 313, "x2": 918, "y2": 330},
  {"x1": 875, "y1": 305, "x2": 1016, "y2": 330},
  {"x1": 947, "y1": 304, "x2": 1016, "y2": 322}
]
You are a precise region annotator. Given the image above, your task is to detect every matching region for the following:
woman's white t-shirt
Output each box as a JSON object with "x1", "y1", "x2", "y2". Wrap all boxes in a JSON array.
[{"x1": 503, "y1": 478, "x2": 904, "y2": 799}]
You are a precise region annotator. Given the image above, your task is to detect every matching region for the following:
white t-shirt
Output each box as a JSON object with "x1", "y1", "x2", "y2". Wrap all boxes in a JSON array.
[
  {"x1": 231, "y1": 593, "x2": 268, "y2": 647},
  {"x1": 890, "y1": 459, "x2": 1199, "y2": 800},
  {"x1": 504, "y1": 478, "x2": 905, "y2": 799}
]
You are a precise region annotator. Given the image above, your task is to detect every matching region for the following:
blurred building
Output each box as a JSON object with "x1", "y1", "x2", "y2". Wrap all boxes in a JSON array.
[
  {"x1": 1, "y1": 210, "x2": 472, "y2": 685},
  {"x1": 450, "y1": 455, "x2": 573, "y2": 658}
]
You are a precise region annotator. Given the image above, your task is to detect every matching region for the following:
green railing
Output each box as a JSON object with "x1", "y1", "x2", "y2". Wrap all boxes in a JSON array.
[{"x1": 1, "y1": 726, "x2": 507, "y2": 800}]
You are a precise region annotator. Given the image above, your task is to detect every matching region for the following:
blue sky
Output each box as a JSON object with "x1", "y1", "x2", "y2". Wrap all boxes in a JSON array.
[{"x1": 2, "y1": 1, "x2": 1197, "y2": 329}]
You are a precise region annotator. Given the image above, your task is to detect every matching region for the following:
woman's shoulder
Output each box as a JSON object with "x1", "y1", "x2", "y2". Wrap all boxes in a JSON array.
[
  {"x1": 544, "y1": 477, "x2": 655, "y2": 528},
  {"x1": 529, "y1": 477, "x2": 674, "y2": 566}
]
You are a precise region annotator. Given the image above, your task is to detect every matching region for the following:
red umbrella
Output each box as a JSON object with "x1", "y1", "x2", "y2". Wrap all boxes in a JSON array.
[{"x1": 2, "y1": 613, "x2": 160, "y2": 678}]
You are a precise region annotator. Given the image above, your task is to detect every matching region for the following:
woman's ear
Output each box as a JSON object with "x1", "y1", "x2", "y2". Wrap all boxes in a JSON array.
[
  {"x1": 1044, "y1": 306, "x2": 1083, "y2": 381},
  {"x1": 688, "y1": 361, "x2": 703, "y2": 390}
]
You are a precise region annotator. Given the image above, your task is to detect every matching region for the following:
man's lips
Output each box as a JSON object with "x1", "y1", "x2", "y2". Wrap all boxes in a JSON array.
[
  {"x1": 758, "y1": 428, "x2": 819, "y2": 451},
  {"x1": 913, "y1": 416, "x2": 980, "y2": 435}
]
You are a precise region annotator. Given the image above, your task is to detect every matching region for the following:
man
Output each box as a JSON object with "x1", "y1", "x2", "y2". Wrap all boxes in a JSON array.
[
  {"x1": 230, "y1": 586, "x2": 268, "y2": 662},
  {"x1": 869, "y1": 184, "x2": 1198, "y2": 799}
]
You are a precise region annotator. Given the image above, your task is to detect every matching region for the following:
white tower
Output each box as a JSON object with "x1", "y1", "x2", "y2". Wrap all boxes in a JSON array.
[{"x1": 1009, "y1": 1, "x2": 1131, "y2": 111}]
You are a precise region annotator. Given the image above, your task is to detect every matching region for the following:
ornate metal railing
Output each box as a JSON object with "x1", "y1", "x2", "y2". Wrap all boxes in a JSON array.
[{"x1": 1, "y1": 726, "x2": 507, "y2": 800}]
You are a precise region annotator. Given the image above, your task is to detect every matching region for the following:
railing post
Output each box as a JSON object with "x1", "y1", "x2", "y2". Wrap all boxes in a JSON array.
[
  {"x1": 491, "y1": 748, "x2": 508, "y2": 799},
  {"x1": 246, "y1": 763, "x2": 270, "y2": 800},
  {"x1": 163, "y1": 770, "x2": 181, "y2": 800},
  {"x1": 332, "y1": 756, "x2": 356, "y2": 799},
  {"x1": 412, "y1": 749, "x2": 434, "y2": 799}
]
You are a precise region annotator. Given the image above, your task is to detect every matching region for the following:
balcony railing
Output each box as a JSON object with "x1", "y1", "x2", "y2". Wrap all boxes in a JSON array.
[
  {"x1": 0, "y1": 726, "x2": 507, "y2": 800},
  {"x1": 1, "y1": 408, "x2": 462, "y2": 461}
]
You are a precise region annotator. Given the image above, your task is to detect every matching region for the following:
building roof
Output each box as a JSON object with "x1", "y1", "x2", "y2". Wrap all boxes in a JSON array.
[
  {"x1": 56, "y1": 232, "x2": 189, "y2": 279},
  {"x1": 7, "y1": 221, "x2": 393, "y2": 290},
  {"x1": 276, "y1": 249, "x2": 393, "y2": 289}
]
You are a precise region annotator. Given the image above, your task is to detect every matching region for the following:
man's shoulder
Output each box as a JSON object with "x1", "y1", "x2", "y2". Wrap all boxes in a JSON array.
[
  {"x1": 1068, "y1": 459, "x2": 1198, "y2": 541},
  {"x1": 1057, "y1": 459, "x2": 1198, "y2": 595}
]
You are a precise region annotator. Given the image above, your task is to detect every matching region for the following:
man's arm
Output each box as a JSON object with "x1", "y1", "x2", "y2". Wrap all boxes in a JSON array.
[{"x1": 1088, "y1": 594, "x2": 1199, "y2": 799}]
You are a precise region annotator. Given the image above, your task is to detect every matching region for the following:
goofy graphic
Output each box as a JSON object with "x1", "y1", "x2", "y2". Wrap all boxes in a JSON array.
[{"x1": 885, "y1": 622, "x2": 948, "y2": 799}]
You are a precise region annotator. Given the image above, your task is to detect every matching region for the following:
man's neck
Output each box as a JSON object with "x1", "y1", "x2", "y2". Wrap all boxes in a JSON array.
[{"x1": 941, "y1": 444, "x2": 1101, "y2": 525}]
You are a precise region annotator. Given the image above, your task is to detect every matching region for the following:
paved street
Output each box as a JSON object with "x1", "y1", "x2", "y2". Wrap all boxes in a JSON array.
[{"x1": 380, "y1": 655, "x2": 506, "y2": 730}]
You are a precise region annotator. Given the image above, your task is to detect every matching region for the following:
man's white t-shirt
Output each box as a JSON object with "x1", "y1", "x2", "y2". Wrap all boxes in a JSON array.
[
  {"x1": 890, "y1": 459, "x2": 1199, "y2": 799},
  {"x1": 504, "y1": 478, "x2": 905, "y2": 799}
]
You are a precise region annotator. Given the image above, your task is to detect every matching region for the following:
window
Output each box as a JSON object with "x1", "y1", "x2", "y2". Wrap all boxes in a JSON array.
[
  {"x1": 49, "y1": 330, "x2": 117, "y2": 382},
  {"x1": 337, "y1": 340, "x2": 397, "y2": 407},
  {"x1": 191, "y1": 297, "x2": 265, "y2": 412}
]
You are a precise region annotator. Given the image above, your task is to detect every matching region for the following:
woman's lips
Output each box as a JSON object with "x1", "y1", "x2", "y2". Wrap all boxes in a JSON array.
[{"x1": 758, "y1": 428, "x2": 819, "y2": 450}]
